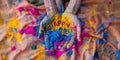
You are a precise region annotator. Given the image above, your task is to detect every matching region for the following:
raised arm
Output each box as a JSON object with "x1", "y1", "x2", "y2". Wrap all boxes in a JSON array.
[{"x1": 44, "y1": 0, "x2": 58, "y2": 16}]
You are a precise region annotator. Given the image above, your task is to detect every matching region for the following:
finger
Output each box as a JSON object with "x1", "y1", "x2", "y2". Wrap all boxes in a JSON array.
[
  {"x1": 39, "y1": 14, "x2": 54, "y2": 33},
  {"x1": 55, "y1": 0, "x2": 64, "y2": 13},
  {"x1": 84, "y1": 51, "x2": 91, "y2": 60},
  {"x1": 38, "y1": 15, "x2": 51, "y2": 34},
  {"x1": 93, "y1": 15, "x2": 102, "y2": 32},
  {"x1": 70, "y1": 49, "x2": 75, "y2": 60},
  {"x1": 45, "y1": 35, "x2": 50, "y2": 49},
  {"x1": 73, "y1": 0, "x2": 81, "y2": 14},
  {"x1": 65, "y1": 0, "x2": 81, "y2": 13},
  {"x1": 61, "y1": 33, "x2": 74, "y2": 50},
  {"x1": 89, "y1": 39, "x2": 97, "y2": 56},
  {"x1": 38, "y1": 15, "x2": 51, "y2": 39},
  {"x1": 70, "y1": 14, "x2": 81, "y2": 41},
  {"x1": 79, "y1": 46, "x2": 86, "y2": 60},
  {"x1": 66, "y1": 35, "x2": 75, "y2": 49},
  {"x1": 77, "y1": 24, "x2": 81, "y2": 41},
  {"x1": 87, "y1": 15, "x2": 94, "y2": 29}
]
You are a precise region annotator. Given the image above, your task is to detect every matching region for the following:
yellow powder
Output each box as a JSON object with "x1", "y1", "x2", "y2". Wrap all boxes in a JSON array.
[{"x1": 7, "y1": 18, "x2": 20, "y2": 30}]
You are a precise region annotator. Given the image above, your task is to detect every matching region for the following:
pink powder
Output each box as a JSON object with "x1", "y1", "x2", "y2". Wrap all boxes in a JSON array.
[
  {"x1": 18, "y1": 7, "x2": 24, "y2": 12},
  {"x1": 25, "y1": 26, "x2": 35, "y2": 34},
  {"x1": 46, "y1": 41, "x2": 74, "y2": 58},
  {"x1": 11, "y1": 46, "x2": 16, "y2": 51},
  {"x1": 25, "y1": 26, "x2": 38, "y2": 36},
  {"x1": 56, "y1": 46, "x2": 74, "y2": 58},
  {"x1": 26, "y1": 7, "x2": 41, "y2": 16},
  {"x1": 75, "y1": 31, "x2": 91, "y2": 55},
  {"x1": 30, "y1": 10, "x2": 40, "y2": 16},
  {"x1": 32, "y1": 21, "x2": 36, "y2": 24},
  {"x1": 19, "y1": 29, "x2": 24, "y2": 34}
]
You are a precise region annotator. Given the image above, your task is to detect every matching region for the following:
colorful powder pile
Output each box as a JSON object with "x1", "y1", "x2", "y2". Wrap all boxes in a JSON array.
[{"x1": 0, "y1": 0, "x2": 120, "y2": 60}]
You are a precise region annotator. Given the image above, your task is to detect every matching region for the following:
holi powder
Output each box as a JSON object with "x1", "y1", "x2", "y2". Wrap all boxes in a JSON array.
[
  {"x1": 41, "y1": 14, "x2": 78, "y2": 58},
  {"x1": 0, "y1": 0, "x2": 120, "y2": 60}
]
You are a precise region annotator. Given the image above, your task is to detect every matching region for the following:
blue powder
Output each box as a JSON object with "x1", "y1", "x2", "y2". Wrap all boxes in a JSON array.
[
  {"x1": 38, "y1": 33, "x2": 43, "y2": 38},
  {"x1": 115, "y1": 51, "x2": 120, "y2": 60},
  {"x1": 38, "y1": 13, "x2": 46, "y2": 24},
  {"x1": 54, "y1": 44, "x2": 57, "y2": 50},
  {"x1": 80, "y1": 4, "x2": 86, "y2": 8},
  {"x1": 50, "y1": 41, "x2": 54, "y2": 46},
  {"x1": 58, "y1": 28, "x2": 62, "y2": 32},
  {"x1": 94, "y1": 51, "x2": 99, "y2": 59},
  {"x1": 111, "y1": 17, "x2": 115, "y2": 21},
  {"x1": 99, "y1": 39, "x2": 106, "y2": 44},
  {"x1": 63, "y1": 29, "x2": 67, "y2": 33},
  {"x1": 45, "y1": 42, "x2": 50, "y2": 49},
  {"x1": 50, "y1": 46, "x2": 54, "y2": 51},
  {"x1": 45, "y1": 35, "x2": 50, "y2": 49},
  {"x1": 103, "y1": 31, "x2": 109, "y2": 40},
  {"x1": 62, "y1": 35, "x2": 67, "y2": 41},
  {"x1": 17, "y1": 0, "x2": 22, "y2": 3},
  {"x1": 115, "y1": 41, "x2": 119, "y2": 45},
  {"x1": 59, "y1": 4, "x2": 64, "y2": 16},
  {"x1": 68, "y1": 50, "x2": 73, "y2": 56},
  {"x1": 42, "y1": 16, "x2": 53, "y2": 26},
  {"x1": 97, "y1": 23, "x2": 105, "y2": 34},
  {"x1": 59, "y1": 4, "x2": 64, "y2": 12},
  {"x1": 65, "y1": 33, "x2": 74, "y2": 44},
  {"x1": 73, "y1": 40, "x2": 77, "y2": 45},
  {"x1": 59, "y1": 11, "x2": 64, "y2": 16},
  {"x1": 36, "y1": 26, "x2": 39, "y2": 32},
  {"x1": 42, "y1": 41, "x2": 45, "y2": 45},
  {"x1": 45, "y1": 30, "x2": 64, "y2": 50},
  {"x1": 46, "y1": 52, "x2": 50, "y2": 56}
]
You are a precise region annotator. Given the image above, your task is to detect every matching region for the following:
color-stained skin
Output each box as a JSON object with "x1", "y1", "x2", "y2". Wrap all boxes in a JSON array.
[{"x1": 0, "y1": 0, "x2": 120, "y2": 60}]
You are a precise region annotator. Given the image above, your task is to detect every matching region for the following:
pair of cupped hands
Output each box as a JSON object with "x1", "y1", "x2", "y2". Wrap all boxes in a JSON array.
[{"x1": 1, "y1": 0, "x2": 120, "y2": 60}]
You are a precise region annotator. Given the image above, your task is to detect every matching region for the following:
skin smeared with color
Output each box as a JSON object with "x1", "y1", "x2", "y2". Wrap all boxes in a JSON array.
[
  {"x1": 38, "y1": 0, "x2": 82, "y2": 60},
  {"x1": 55, "y1": 0, "x2": 64, "y2": 13},
  {"x1": 0, "y1": 0, "x2": 120, "y2": 60}
]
